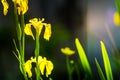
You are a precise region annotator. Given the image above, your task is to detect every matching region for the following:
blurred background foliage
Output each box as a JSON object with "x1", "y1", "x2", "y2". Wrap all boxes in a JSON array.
[{"x1": 0, "y1": 0, "x2": 120, "y2": 80}]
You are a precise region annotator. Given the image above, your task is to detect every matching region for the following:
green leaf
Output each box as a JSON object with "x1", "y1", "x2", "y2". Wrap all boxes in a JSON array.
[
  {"x1": 75, "y1": 38, "x2": 92, "y2": 76},
  {"x1": 12, "y1": 51, "x2": 19, "y2": 61},
  {"x1": 13, "y1": 39, "x2": 21, "y2": 59},
  {"x1": 115, "y1": 0, "x2": 120, "y2": 14},
  {"x1": 95, "y1": 58, "x2": 106, "y2": 80},
  {"x1": 100, "y1": 41, "x2": 113, "y2": 80},
  {"x1": 13, "y1": 39, "x2": 24, "y2": 74}
]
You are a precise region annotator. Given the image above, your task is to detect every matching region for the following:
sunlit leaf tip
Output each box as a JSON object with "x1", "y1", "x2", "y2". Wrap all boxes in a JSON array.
[
  {"x1": 100, "y1": 41, "x2": 113, "y2": 80},
  {"x1": 75, "y1": 38, "x2": 92, "y2": 76}
]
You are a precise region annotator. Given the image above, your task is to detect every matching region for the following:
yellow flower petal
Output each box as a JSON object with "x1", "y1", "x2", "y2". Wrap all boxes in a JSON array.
[
  {"x1": 1, "y1": 0, "x2": 9, "y2": 15},
  {"x1": 29, "y1": 18, "x2": 39, "y2": 26},
  {"x1": 24, "y1": 23, "x2": 35, "y2": 40},
  {"x1": 30, "y1": 57, "x2": 36, "y2": 62},
  {"x1": 22, "y1": 0, "x2": 28, "y2": 14},
  {"x1": 61, "y1": 47, "x2": 75, "y2": 56},
  {"x1": 31, "y1": 56, "x2": 43, "y2": 63},
  {"x1": 38, "y1": 56, "x2": 43, "y2": 61},
  {"x1": 29, "y1": 18, "x2": 44, "y2": 28},
  {"x1": 113, "y1": 11, "x2": 120, "y2": 26},
  {"x1": 45, "y1": 61, "x2": 54, "y2": 77},
  {"x1": 29, "y1": 18, "x2": 44, "y2": 36},
  {"x1": 44, "y1": 24, "x2": 52, "y2": 41},
  {"x1": 24, "y1": 60, "x2": 32, "y2": 78},
  {"x1": 39, "y1": 61, "x2": 46, "y2": 75},
  {"x1": 38, "y1": 57, "x2": 47, "y2": 75}
]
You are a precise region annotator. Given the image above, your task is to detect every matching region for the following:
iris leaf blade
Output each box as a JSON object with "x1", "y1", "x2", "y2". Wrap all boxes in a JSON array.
[
  {"x1": 75, "y1": 38, "x2": 92, "y2": 76},
  {"x1": 100, "y1": 41, "x2": 113, "y2": 80}
]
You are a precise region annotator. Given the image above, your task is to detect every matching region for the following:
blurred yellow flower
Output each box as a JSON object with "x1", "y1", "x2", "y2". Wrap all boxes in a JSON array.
[
  {"x1": 1, "y1": 0, "x2": 9, "y2": 15},
  {"x1": 61, "y1": 47, "x2": 75, "y2": 56},
  {"x1": 12, "y1": 0, "x2": 28, "y2": 15},
  {"x1": 24, "y1": 18, "x2": 52, "y2": 40},
  {"x1": 113, "y1": 11, "x2": 120, "y2": 26},
  {"x1": 24, "y1": 60, "x2": 33, "y2": 78}
]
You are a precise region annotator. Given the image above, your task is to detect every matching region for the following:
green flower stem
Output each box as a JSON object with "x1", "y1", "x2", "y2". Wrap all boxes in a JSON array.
[
  {"x1": 35, "y1": 34, "x2": 39, "y2": 62},
  {"x1": 13, "y1": 3, "x2": 28, "y2": 80},
  {"x1": 13, "y1": 2, "x2": 20, "y2": 49},
  {"x1": 75, "y1": 63, "x2": 80, "y2": 80},
  {"x1": 14, "y1": 3, "x2": 28, "y2": 80},
  {"x1": 13, "y1": 3, "x2": 21, "y2": 42},
  {"x1": 13, "y1": 3, "x2": 19, "y2": 29},
  {"x1": 21, "y1": 14, "x2": 25, "y2": 63},
  {"x1": 66, "y1": 56, "x2": 72, "y2": 80},
  {"x1": 21, "y1": 14, "x2": 28, "y2": 80},
  {"x1": 35, "y1": 33, "x2": 40, "y2": 80}
]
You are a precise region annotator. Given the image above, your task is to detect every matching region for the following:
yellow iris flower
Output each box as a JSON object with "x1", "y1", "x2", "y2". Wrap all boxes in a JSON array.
[
  {"x1": 24, "y1": 60, "x2": 33, "y2": 78},
  {"x1": 38, "y1": 57, "x2": 54, "y2": 77},
  {"x1": 12, "y1": 0, "x2": 28, "y2": 15},
  {"x1": 61, "y1": 47, "x2": 75, "y2": 56},
  {"x1": 24, "y1": 56, "x2": 54, "y2": 78},
  {"x1": 24, "y1": 18, "x2": 52, "y2": 40},
  {"x1": 1, "y1": 0, "x2": 9, "y2": 15},
  {"x1": 113, "y1": 11, "x2": 120, "y2": 26}
]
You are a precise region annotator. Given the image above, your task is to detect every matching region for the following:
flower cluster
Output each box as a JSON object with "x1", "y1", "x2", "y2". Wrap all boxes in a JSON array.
[
  {"x1": 1, "y1": 0, "x2": 53, "y2": 80},
  {"x1": 24, "y1": 56, "x2": 54, "y2": 78}
]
